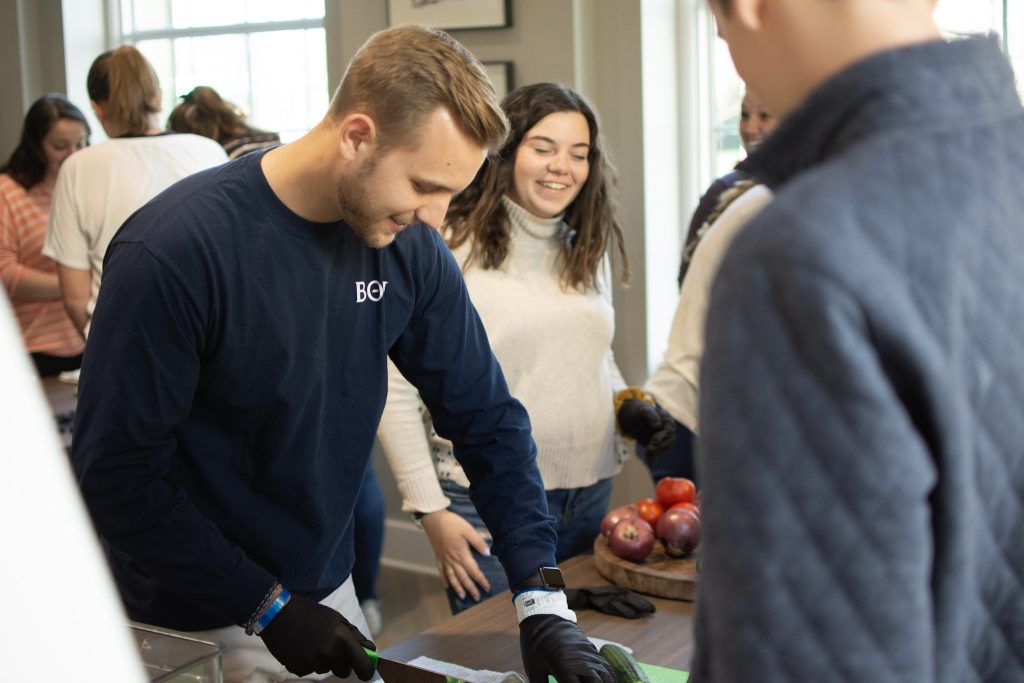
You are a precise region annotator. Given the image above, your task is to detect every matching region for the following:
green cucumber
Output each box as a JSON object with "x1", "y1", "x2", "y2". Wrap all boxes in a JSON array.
[{"x1": 599, "y1": 643, "x2": 651, "y2": 683}]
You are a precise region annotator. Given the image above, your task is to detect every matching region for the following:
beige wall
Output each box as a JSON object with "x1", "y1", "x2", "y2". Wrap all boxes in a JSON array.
[
  {"x1": 0, "y1": 0, "x2": 72, "y2": 162},
  {"x1": 0, "y1": 0, "x2": 106, "y2": 160}
]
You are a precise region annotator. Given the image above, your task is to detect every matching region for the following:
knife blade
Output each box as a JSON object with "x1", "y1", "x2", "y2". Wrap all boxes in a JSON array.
[{"x1": 364, "y1": 647, "x2": 465, "y2": 683}]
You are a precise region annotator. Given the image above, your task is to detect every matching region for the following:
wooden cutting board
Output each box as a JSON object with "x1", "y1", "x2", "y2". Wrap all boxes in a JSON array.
[{"x1": 592, "y1": 535, "x2": 698, "y2": 601}]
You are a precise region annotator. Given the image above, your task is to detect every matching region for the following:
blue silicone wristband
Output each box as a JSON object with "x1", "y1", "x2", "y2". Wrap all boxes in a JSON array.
[{"x1": 254, "y1": 588, "x2": 291, "y2": 634}]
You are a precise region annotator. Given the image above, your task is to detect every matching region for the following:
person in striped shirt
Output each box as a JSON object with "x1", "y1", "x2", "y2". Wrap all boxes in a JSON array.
[{"x1": 0, "y1": 94, "x2": 89, "y2": 376}]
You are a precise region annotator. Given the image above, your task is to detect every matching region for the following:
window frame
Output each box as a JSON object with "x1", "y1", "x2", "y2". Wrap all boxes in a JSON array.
[{"x1": 108, "y1": 1, "x2": 327, "y2": 142}]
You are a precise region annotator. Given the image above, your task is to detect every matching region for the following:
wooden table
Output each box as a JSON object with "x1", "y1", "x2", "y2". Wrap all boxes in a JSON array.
[
  {"x1": 43, "y1": 375, "x2": 694, "y2": 676},
  {"x1": 380, "y1": 553, "x2": 695, "y2": 676}
]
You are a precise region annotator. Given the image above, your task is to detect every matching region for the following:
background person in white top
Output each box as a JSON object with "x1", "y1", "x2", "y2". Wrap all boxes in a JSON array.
[
  {"x1": 635, "y1": 88, "x2": 778, "y2": 487},
  {"x1": 377, "y1": 82, "x2": 670, "y2": 614},
  {"x1": 645, "y1": 184, "x2": 773, "y2": 437},
  {"x1": 44, "y1": 45, "x2": 226, "y2": 337}
]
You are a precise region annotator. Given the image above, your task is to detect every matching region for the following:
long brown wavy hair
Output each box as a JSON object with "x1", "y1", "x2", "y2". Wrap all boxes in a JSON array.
[
  {"x1": 167, "y1": 86, "x2": 269, "y2": 143},
  {"x1": 445, "y1": 82, "x2": 629, "y2": 291}
]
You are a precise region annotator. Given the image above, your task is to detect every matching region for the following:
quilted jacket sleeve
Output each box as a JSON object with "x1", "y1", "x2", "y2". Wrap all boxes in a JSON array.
[
  {"x1": 646, "y1": 185, "x2": 773, "y2": 432},
  {"x1": 691, "y1": 246, "x2": 938, "y2": 682}
]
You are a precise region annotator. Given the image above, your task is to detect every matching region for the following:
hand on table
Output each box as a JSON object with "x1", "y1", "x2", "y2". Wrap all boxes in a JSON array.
[{"x1": 420, "y1": 509, "x2": 493, "y2": 601}]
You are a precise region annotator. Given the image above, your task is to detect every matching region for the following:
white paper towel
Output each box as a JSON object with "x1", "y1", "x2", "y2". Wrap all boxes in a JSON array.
[{"x1": 407, "y1": 637, "x2": 632, "y2": 682}]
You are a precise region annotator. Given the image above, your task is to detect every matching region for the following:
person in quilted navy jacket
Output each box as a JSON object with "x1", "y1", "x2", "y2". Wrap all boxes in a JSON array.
[{"x1": 693, "y1": 1, "x2": 1024, "y2": 682}]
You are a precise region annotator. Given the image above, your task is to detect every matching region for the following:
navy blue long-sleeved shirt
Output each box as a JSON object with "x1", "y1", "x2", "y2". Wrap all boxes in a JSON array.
[{"x1": 72, "y1": 151, "x2": 557, "y2": 630}]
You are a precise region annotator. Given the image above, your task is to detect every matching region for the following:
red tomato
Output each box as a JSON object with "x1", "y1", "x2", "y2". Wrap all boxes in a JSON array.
[
  {"x1": 671, "y1": 501, "x2": 701, "y2": 518},
  {"x1": 634, "y1": 497, "x2": 664, "y2": 527},
  {"x1": 655, "y1": 476, "x2": 696, "y2": 509}
]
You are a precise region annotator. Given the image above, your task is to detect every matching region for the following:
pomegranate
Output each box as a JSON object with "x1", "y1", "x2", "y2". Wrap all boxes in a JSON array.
[
  {"x1": 600, "y1": 504, "x2": 639, "y2": 538},
  {"x1": 608, "y1": 518, "x2": 656, "y2": 563}
]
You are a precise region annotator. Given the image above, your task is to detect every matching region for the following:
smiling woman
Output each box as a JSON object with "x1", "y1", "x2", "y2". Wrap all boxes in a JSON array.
[
  {"x1": 376, "y1": 82, "x2": 662, "y2": 617},
  {"x1": 445, "y1": 82, "x2": 627, "y2": 290},
  {"x1": 508, "y1": 110, "x2": 591, "y2": 221}
]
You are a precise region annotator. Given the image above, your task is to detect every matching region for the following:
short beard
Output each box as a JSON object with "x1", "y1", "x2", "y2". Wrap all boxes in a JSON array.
[{"x1": 336, "y1": 155, "x2": 391, "y2": 249}]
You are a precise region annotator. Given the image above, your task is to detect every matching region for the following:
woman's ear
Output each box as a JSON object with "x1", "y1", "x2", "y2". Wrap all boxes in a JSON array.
[{"x1": 337, "y1": 113, "x2": 377, "y2": 162}]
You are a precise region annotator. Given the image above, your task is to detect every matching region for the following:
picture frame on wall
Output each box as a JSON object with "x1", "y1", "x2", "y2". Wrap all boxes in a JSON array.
[
  {"x1": 483, "y1": 61, "x2": 514, "y2": 100},
  {"x1": 386, "y1": 0, "x2": 510, "y2": 31}
]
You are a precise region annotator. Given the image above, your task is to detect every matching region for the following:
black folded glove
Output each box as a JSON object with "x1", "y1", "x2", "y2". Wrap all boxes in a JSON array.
[
  {"x1": 519, "y1": 614, "x2": 616, "y2": 683},
  {"x1": 617, "y1": 399, "x2": 676, "y2": 454},
  {"x1": 259, "y1": 593, "x2": 376, "y2": 679},
  {"x1": 564, "y1": 586, "x2": 656, "y2": 619}
]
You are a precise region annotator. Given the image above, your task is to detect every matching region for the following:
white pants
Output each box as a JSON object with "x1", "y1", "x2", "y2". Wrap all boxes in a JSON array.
[{"x1": 190, "y1": 576, "x2": 373, "y2": 683}]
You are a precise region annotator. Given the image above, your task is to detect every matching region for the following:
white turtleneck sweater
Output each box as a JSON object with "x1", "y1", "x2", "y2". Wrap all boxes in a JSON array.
[{"x1": 377, "y1": 196, "x2": 628, "y2": 513}]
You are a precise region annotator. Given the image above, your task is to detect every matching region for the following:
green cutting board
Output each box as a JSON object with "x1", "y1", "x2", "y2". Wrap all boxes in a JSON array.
[{"x1": 548, "y1": 663, "x2": 688, "y2": 683}]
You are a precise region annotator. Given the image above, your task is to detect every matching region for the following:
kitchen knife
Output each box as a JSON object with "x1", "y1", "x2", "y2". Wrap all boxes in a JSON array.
[{"x1": 364, "y1": 647, "x2": 466, "y2": 683}]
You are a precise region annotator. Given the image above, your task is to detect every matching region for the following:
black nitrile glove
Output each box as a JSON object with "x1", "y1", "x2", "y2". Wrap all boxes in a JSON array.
[
  {"x1": 564, "y1": 586, "x2": 656, "y2": 619},
  {"x1": 519, "y1": 614, "x2": 616, "y2": 683},
  {"x1": 259, "y1": 593, "x2": 376, "y2": 679},
  {"x1": 617, "y1": 399, "x2": 676, "y2": 454}
]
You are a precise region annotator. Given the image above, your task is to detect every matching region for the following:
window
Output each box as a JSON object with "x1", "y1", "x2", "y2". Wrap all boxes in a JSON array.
[
  {"x1": 1011, "y1": 6, "x2": 1024, "y2": 96},
  {"x1": 704, "y1": 0, "x2": 1024, "y2": 186},
  {"x1": 935, "y1": 0, "x2": 1024, "y2": 98},
  {"x1": 709, "y1": 39, "x2": 744, "y2": 179},
  {"x1": 643, "y1": 0, "x2": 1024, "y2": 374},
  {"x1": 935, "y1": 0, "x2": 1002, "y2": 36},
  {"x1": 113, "y1": 0, "x2": 328, "y2": 142}
]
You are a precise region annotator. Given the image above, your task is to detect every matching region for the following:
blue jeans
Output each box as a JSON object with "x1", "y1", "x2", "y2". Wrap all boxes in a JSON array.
[
  {"x1": 639, "y1": 419, "x2": 698, "y2": 486},
  {"x1": 352, "y1": 465, "x2": 385, "y2": 603},
  {"x1": 439, "y1": 476, "x2": 613, "y2": 614}
]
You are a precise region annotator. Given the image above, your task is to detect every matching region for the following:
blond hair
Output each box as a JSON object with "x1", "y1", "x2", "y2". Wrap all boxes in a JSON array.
[
  {"x1": 330, "y1": 25, "x2": 508, "y2": 152},
  {"x1": 87, "y1": 45, "x2": 162, "y2": 136}
]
